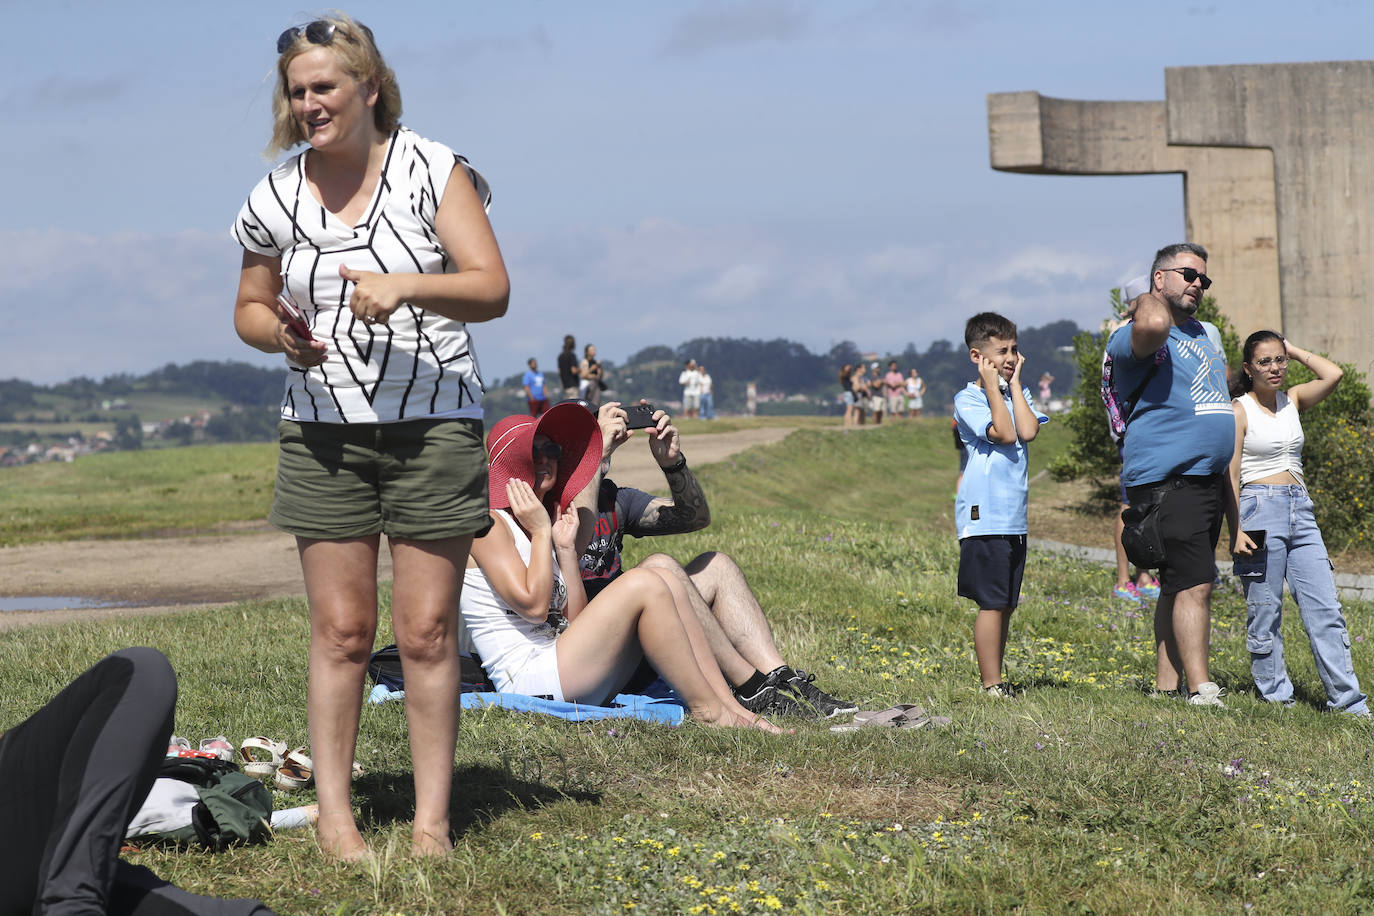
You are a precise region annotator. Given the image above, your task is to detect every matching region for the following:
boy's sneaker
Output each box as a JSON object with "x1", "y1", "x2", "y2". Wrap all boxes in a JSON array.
[
  {"x1": 982, "y1": 683, "x2": 1014, "y2": 698},
  {"x1": 1112, "y1": 583, "x2": 1141, "y2": 602},
  {"x1": 734, "y1": 680, "x2": 818, "y2": 719},
  {"x1": 778, "y1": 668, "x2": 858, "y2": 719},
  {"x1": 1188, "y1": 682, "x2": 1227, "y2": 708}
]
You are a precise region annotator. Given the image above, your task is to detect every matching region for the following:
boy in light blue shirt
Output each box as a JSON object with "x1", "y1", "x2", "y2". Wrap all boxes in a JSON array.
[{"x1": 953, "y1": 312, "x2": 1049, "y2": 696}]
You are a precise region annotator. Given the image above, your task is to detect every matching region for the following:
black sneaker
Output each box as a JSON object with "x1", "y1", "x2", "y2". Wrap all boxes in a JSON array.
[
  {"x1": 734, "y1": 681, "x2": 819, "y2": 719},
  {"x1": 780, "y1": 668, "x2": 858, "y2": 719}
]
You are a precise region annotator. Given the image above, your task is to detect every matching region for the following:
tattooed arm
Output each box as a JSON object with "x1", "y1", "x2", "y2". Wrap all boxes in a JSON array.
[{"x1": 626, "y1": 406, "x2": 711, "y2": 536}]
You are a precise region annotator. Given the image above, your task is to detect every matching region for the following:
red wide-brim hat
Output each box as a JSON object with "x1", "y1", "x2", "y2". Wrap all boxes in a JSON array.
[{"x1": 485, "y1": 402, "x2": 602, "y2": 512}]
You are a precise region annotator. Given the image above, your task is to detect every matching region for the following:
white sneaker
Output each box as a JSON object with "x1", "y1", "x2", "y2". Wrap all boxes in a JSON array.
[{"x1": 1188, "y1": 682, "x2": 1226, "y2": 707}]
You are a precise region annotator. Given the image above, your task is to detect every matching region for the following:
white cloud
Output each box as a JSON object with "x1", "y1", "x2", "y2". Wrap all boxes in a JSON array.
[{"x1": 660, "y1": 1, "x2": 808, "y2": 57}]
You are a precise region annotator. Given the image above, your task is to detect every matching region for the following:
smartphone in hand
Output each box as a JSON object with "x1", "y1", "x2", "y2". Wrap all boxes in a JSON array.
[
  {"x1": 625, "y1": 403, "x2": 657, "y2": 430},
  {"x1": 275, "y1": 293, "x2": 315, "y2": 342}
]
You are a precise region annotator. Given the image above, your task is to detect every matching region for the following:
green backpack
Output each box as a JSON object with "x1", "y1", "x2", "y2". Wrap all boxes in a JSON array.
[{"x1": 152, "y1": 754, "x2": 274, "y2": 851}]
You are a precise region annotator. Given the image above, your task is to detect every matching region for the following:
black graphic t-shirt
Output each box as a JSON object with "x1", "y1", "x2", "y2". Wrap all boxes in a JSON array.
[{"x1": 579, "y1": 479, "x2": 654, "y2": 599}]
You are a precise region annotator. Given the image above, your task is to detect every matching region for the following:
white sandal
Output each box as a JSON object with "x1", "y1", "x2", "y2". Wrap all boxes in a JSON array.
[
  {"x1": 275, "y1": 747, "x2": 314, "y2": 791},
  {"x1": 239, "y1": 736, "x2": 286, "y2": 777}
]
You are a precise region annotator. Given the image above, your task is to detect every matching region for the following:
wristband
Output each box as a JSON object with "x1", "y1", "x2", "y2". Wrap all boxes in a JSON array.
[{"x1": 661, "y1": 455, "x2": 687, "y2": 473}]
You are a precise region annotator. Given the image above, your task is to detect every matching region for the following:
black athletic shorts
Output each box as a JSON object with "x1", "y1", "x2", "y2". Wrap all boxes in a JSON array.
[
  {"x1": 1125, "y1": 474, "x2": 1223, "y2": 596},
  {"x1": 957, "y1": 534, "x2": 1027, "y2": 611}
]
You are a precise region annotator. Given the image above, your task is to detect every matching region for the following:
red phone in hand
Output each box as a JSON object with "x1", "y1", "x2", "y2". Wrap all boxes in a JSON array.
[{"x1": 275, "y1": 292, "x2": 315, "y2": 342}]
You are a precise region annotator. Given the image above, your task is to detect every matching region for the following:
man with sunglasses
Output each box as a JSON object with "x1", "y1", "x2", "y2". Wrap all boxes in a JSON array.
[
  {"x1": 570, "y1": 401, "x2": 856, "y2": 718},
  {"x1": 1106, "y1": 243, "x2": 1234, "y2": 708}
]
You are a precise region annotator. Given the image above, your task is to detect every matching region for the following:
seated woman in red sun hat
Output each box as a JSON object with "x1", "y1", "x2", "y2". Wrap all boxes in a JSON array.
[{"x1": 462, "y1": 402, "x2": 781, "y2": 731}]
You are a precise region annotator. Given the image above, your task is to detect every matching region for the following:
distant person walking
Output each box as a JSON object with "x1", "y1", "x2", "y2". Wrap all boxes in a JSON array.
[
  {"x1": 1228, "y1": 331, "x2": 1367, "y2": 714},
  {"x1": 679, "y1": 359, "x2": 702, "y2": 419},
  {"x1": 883, "y1": 361, "x2": 906, "y2": 419},
  {"x1": 579, "y1": 343, "x2": 603, "y2": 407},
  {"x1": 868, "y1": 361, "x2": 886, "y2": 425},
  {"x1": 850, "y1": 363, "x2": 869, "y2": 425},
  {"x1": 906, "y1": 369, "x2": 926, "y2": 418},
  {"x1": 1038, "y1": 371, "x2": 1055, "y2": 408},
  {"x1": 839, "y1": 364, "x2": 856, "y2": 427},
  {"x1": 523, "y1": 357, "x2": 549, "y2": 417},
  {"x1": 698, "y1": 364, "x2": 716, "y2": 420},
  {"x1": 230, "y1": 12, "x2": 508, "y2": 858},
  {"x1": 558, "y1": 335, "x2": 580, "y2": 399}
]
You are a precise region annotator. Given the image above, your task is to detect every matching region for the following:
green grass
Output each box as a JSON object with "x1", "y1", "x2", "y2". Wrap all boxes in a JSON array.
[
  {"x1": 0, "y1": 443, "x2": 277, "y2": 545},
  {"x1": 3, "y1": 421, "x2": 1373, "y2": 913}
]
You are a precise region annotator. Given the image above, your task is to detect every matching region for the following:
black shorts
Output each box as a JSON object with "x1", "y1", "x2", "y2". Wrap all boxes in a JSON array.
[
  {"x1": 958, "y1": 534, "x2": 1027, "y2": 610},
  {"x1": 1125, "y1": 474, "x2": 1223, "y2": 596}
]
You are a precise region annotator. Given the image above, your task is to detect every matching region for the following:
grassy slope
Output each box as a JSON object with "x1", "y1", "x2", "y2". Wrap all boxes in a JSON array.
[{"x1": 3, "y1": 420, "x2": 1373, "y2": 913}]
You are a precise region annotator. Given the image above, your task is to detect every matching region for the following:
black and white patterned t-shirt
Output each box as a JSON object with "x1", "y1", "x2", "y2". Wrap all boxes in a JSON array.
[{"x1": 232, "y1": 127, "x2": 492, "y2": 424}]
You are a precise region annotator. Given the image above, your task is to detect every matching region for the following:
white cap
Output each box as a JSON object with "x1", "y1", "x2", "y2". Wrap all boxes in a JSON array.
[{"x1": 1123, "y1": 275, "x2": 1150, "y2": 300}]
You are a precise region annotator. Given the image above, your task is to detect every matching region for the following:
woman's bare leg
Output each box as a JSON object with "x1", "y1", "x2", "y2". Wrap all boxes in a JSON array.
[
  {"x1": 298, "y1": 536, "x2": 380, "y2": 861},
  {"x1": 389, "y1": 535, "x2": 472, "y2": 857},
  {"x1": 556, "y1": 571, "x2": 778, "y2": 731}
]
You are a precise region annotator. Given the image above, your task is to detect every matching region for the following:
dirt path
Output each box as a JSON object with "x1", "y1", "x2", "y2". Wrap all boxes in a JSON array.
[{"x1": 0, "y1": 427, "x2": 794, "y2": 631}]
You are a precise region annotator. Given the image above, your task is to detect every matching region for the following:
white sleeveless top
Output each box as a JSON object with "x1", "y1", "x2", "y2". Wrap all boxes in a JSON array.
[
  {"x1": 459, "y1": 511, "x2": 567, "y2": 685},
  {"x1": 1237, "y1": 391, "x2": 1305, "y2": 485}
]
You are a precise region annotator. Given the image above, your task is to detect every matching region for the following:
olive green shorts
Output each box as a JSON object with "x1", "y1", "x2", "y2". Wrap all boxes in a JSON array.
[{"x1": 270, "y1": 418, "x2": 492, "y2": 541}]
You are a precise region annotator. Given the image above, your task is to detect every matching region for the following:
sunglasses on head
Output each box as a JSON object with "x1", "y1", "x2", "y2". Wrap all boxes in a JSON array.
[
  {"x1": 1162, "y1": 266, "x2": 1213, "y2": 290},
  {"x1": 276, "y1": 19, "x2": 374, "y2": 54},
  {"x1": 532, "y1": 442, "x2": 563, "y2": 460}
]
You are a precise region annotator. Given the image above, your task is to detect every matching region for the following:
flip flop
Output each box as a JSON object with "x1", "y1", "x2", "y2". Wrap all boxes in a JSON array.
[
  {"x1": 830, "y1": 705, "x2": 933, "y2": 733},
  {"x1": 275, "y1": 747, "x2": 314, "y2": 791},
  {"x1": 239, "y1": 737, "x2": 286, "y2": 778},
  {"x1": 852, "y1": 704, "x2": 925, "y2": 725}
]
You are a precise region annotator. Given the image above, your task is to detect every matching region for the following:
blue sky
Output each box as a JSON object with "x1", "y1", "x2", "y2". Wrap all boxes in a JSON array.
[{"x1": 4, "y1": 0, "x2": 1371, "y2": 384}]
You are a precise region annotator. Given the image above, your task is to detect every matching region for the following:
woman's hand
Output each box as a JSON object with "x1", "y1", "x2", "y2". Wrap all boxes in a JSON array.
[
  {"x1": 340, "y1": 264, "x2": 405, "y2": 326},
  {"x1": 551, "y1": 507, "x2": 579, "y2": 553},
  {"x1": 270, "y1": 301, "x2": 328, "y2": 366},
  {"x1": 507, "y1": 479, "x2": 552, "y2": 535},
  {"x1": 1232, "y1": 530, "x2": 1258, "y2": 558}
]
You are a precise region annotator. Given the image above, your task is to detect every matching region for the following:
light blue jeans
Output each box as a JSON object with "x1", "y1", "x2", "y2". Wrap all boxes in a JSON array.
[{"x1": 1235, "y1": 484, "x2": 1367, "y2": 714}]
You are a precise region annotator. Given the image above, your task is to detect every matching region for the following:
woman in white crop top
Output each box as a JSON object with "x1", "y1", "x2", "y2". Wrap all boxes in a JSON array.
[
  {"x1": 464, "y1": 405, "x2": 781, "y2": 732},
  {"x1": 1226, "y1": 331, "x2": 1367, "y2": 714}
]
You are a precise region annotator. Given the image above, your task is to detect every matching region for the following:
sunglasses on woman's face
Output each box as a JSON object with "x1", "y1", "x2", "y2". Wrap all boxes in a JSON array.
[
  {"x1": 276, "y1": 19, "x2": 375, "y2": 54},
  {"x1": 532, "y1": 442, "x2": 563, "y2": 461}
]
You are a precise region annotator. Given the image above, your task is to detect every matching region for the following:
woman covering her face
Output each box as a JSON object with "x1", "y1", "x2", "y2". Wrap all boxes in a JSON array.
[
  {"x1": 1227, "y1": 331, "x2": 1368, "y2": 715},
  {"x1": 462, "y1": 404, "x2": 780, "y2": 732},
  {"x1": 229, "y1": 13, "x2": 510, "y2": 860}
]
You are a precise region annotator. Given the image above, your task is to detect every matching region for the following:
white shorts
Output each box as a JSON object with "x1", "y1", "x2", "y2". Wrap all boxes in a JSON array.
[
  {"x1": 683, "y1": 392, "x2": 701, "y2": 410},
  {"x1": 491, "y1": 640, "x2": 564, "y2": 701},
  {"x1": 887, "y1": 394, "x2": 905, "y2": 414}
]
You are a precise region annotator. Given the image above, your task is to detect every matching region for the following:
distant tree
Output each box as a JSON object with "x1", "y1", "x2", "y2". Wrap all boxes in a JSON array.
[
  {"x1": 627, "y1": 345, "x2": 675, "y2": 364},
  {"x1": 166, "y1": 420, "x2": 195, "y2": 445},
  {"x1": 113, "y1": 415, "x2": 143, "y2": 451}
]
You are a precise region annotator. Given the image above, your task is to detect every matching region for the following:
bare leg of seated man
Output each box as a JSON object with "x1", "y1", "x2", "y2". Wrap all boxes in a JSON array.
[{"x1": 637, "y1": 552, "x2": 856, "y2": 718}]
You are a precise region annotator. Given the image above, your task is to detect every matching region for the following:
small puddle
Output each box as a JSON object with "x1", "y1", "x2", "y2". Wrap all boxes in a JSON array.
[{"x1": 0, "y1": 596, "x2": 133, "y2": 612}]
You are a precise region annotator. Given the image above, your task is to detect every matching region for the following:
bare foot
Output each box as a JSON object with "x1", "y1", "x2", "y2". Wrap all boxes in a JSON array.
[
  {"x1": 411, "y1": 824, "x2": 453, "y2": 857},
  {"x1": 689, "y1": 705, "x2": 790, "y2": 734},
  {"x1": 316, "y1": 812, "x2": 370, "y2": 862}
]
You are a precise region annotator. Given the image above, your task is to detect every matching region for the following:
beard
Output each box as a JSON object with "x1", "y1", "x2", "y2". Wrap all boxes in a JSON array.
[{"x1": 1168, "y1": 290, "x2": 1199, "y2": 315}]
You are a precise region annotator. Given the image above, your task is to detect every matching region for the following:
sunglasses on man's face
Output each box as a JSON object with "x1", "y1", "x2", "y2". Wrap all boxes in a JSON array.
[
  {"x1": 276, "y1": 19, "x2": 374, "y2": 54},
  {"x1": 532, "y1": 442, "x2": 563, "y2": 461},
  {"x1": 1162, "y1": 266, "x2": 1213, "y2": 290}
]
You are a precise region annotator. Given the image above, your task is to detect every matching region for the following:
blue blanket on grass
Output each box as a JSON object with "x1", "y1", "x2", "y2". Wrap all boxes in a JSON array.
[{"x1": 368, "y1": 684, "x2": 685, "y2": 725}]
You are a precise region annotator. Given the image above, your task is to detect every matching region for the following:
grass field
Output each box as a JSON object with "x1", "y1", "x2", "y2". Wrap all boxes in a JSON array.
[{"x1": 5, "y1": 421, "x2": 1374, "y2": 913}]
